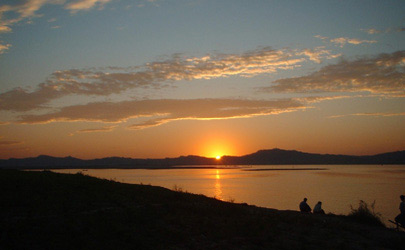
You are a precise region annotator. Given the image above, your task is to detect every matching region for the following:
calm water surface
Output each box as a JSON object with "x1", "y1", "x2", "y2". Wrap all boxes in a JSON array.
[{"x1": 55, "y1": 165, "x2": 405, "y2": 225}]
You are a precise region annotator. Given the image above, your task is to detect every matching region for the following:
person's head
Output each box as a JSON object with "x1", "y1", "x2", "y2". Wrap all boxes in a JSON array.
[
  {"x1": 401, "y1": 195, "x2": 404, "y2": 201},
  {"x1": 304, "y1": 198, "x2": 307, "y2": 202},
  {"x1": 318, "y1": 201, "x2": 322, "y2": 204}
]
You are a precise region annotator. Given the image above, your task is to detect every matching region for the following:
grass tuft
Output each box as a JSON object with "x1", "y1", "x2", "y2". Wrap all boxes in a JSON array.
[
  {"x1": 347, "y1": 200, "x2": 385, "y2": 227},
  {"x1": 172, "y1": 184, "x2": 184, "y2": 192}
]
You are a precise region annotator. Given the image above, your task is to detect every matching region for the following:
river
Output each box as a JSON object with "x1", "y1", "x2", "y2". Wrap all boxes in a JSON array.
[{"x1": 54, "y1": 165, "x2": 405, "y2": 225}]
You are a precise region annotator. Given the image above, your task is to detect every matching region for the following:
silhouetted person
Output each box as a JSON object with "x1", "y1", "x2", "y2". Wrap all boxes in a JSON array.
[
  {"x1": 313, "y1": 201, "x2": 325, "y2": 214},
  {"x1": 394, "y1": 195, "x2": 405, "y2": 226},
  {"x1": 299, "y1": 198, "x2": 311, "y2": 213}
]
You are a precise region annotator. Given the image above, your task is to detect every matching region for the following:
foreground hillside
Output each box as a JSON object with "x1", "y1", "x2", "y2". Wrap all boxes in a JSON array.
[{"x1": 0, "y1": 170, "x2": 404, "y2": 250}]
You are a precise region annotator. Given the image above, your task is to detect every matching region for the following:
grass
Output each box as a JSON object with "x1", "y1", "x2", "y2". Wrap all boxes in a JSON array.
[
  {"x1": 172, "y1": 184, "x2": 185, "y2": 193},
  {"x1": 347, "y1": 200, "x2": 385, "y2": 227},
  {"x1": 1, "y1": 169, "x2": 404, "y2": 250}
]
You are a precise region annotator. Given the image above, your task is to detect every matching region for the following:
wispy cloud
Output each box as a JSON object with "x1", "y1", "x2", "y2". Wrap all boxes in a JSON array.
[
  {"x1": 69, "y1": 125, "x2": 117, "y2": 136},
  {"x1": 361, "y1": 27, "x2": 405, "y2": 34},
  {"x1": 17, "y1": 99, "x2": 304, "y2": 129},
  {"x1": 0, "y1": 140, "x2": 24, "y2": 146},
  {"x1": 330, "y1": 37, "x2": 377, "y2": 47},
  {"x1": 0, "y1": 42, "x2": 11, "y2": 54},
  {"x1": 296, "y1": 47, "x2": 341, "y2": 63},
  {"x1": 0, "y1": 0, "x2": 112, "y2": 33},
  {"x1": 0, "y1": 25, "x2": 12, "y2": 33},
  {"x1": 148, "y1": 47, "x2": 305, "y2": 80},
  {"x1": 299, "y1": 95, "x2": 355, "y2": 104},
  {"x1": 329, "y1": 112, "x2": 405, "y2": 119},
  {"x1": 315, "y1": 35, "x2": 377, "y2": 47},
  {"x1": 0, "y1": 47, "x2": 326, "y2": 112},
  {"x1": 361, "y1": 28, "x2": 382, "y2": 35},
  {"x1": 146, "y1": 0, "x2": 160, "y2": 7},
  {"x1": 266, "y1": 51, "x2": 405, "y2": 96},
  {"x1": 0, "y1": 141, "x2": 30, "y2": 156},
  {"x1": 0, "y1": 0, "x2": 63, "y2": 33},
  {"x1": 65, "y1": 0, "x2": 112, "y2": 13}
]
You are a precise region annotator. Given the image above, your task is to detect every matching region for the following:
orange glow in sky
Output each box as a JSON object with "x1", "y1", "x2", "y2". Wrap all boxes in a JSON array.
[
  {"x1": 0, "y1": 1, "x2": 404, "y2": 159},
  {"x1": 197, "y1": 134, "x2": 238, "y2": 158}
]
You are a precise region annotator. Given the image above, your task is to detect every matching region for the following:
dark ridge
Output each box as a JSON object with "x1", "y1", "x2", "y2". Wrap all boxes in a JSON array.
[{"x1": 1, "y1": 148, "x2": 404, "y2": 169}]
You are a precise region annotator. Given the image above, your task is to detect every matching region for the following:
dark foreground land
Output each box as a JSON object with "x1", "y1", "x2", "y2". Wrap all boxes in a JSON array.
[{"x1": 1, "y1": 170, "x2": 404, "y2": 250}]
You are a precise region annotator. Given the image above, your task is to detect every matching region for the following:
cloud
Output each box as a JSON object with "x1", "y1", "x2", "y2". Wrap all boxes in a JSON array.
[
  {"x1": 0, "y1": 43, "x2": 11, "y2": 54},
  {"x1": 0, "y1": 0, "x2": 63, "y2": 33},
  {"x1": 267, "y1": 51, "x2": 405, "y2": 96},
  {"x1": 0, "y1": 47, "x2": 318, "y2": 111},
  {"x1": 299, "y1": 95, "x2": 355, "y2": 104},
  {"x1": 69, "y1": 125, "x2": 116, "y2": 136},
  {"x1": 314, "y1": 35, "x2": 328, "y2": 40},
  {"x1": 17, "y1": 98, "x2": 305, "y2": 128},
  {"x1": 330, "y1": 37, "x2": 377, "y2": 47},
  {"x1": 0, "y1": 139, "x2": 30, "y2": 155},
  {"x1": 329, "y1": 112, "x2": 405, "y2": 119},
  {"x1": 148, "y1": 47, "x2": 305, "y2": 80},
  {"x1": 0, "y1": 25, "x2": 12, "y2": 33},
  {"x1": 65, "y1": 0, "x2": 112, "y2": 13},
  {"x1": 361, "y1": 27, "x2": 405, "y2": 34},
  {"x1": 0, "y1": 0, "x2": 112, "y2": 33},
  {"x1": 315, "y1": 35, "x2": 377, "y2": 47},
  {"x1": 0, "y1": 85, "x2": 68, "y2": 111},
  {"x1": 296, "y1": 47, "x2": 341, "y2": 63},
  {"x1": 0, "y1": 140, "x2": 24, "y2": 146},
  {"x1": 146, "y1": 0, "x2": 160, "y2": 7},
  {"x1": 361, "y1": 28, "x2": 382, "y2": 35}
]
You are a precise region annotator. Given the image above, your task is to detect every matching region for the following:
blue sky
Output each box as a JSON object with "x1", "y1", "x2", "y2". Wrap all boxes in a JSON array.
[
  {"x1": 1, "y1": 0, "x2": 403, "y2": 90},
  {"x1": 0, "y1": 0, "x2": 404, "y2": 159}
]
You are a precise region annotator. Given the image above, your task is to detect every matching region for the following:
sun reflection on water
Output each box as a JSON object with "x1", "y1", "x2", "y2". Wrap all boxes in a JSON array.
[{"x1": 214, "y1": 169, "x2": 222, "y2": 200}]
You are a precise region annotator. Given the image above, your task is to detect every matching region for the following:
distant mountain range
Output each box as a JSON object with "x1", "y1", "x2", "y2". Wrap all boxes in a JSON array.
[{"x1": 1, "y1": 148, "x2": 404, "y2": 169}]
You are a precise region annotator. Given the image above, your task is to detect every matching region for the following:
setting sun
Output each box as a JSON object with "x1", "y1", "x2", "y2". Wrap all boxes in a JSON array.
[{"x1": 197, "y1": 135, "x2": 239, "y2": 159}]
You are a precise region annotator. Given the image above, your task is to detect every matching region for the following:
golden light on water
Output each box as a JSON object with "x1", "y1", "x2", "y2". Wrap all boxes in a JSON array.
[
  {"x1": 214, "y1": 169, "x2": 222, "y2": 200},
  {"x1": 216, "y1": 169, "x2": 220, "y2": 179}
]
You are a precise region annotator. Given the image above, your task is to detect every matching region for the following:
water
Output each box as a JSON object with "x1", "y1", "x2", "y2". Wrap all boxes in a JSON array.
[{"x1": 54, "y1": 165, "x2": 405, "y2": 225}]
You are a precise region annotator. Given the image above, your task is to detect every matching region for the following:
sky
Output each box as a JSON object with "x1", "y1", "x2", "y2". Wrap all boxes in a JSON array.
[{"x1": 0, "y1": 0, "x2": 404, "y2": 159}]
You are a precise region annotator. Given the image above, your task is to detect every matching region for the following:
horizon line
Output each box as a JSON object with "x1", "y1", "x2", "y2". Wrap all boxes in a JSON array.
[{"x1": 2, "y1": 148, "x2": 404, "y2": 161}]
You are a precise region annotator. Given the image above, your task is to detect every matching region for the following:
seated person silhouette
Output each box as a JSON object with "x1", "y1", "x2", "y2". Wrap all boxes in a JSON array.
[
  {"x1": 394, "y1": 195, "x2": 405, "y2": 226},
  {"x1": 313, "y1": 201, "x2": 325, "y2": 214},
  {"x1": 299, "y1": 198, "x2": 311, "y2": 213}
]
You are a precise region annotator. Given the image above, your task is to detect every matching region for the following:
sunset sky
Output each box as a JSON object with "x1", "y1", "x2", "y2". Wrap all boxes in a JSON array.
[{"x1": 0, "y1": 0, "x2": 404, "y2": 159}]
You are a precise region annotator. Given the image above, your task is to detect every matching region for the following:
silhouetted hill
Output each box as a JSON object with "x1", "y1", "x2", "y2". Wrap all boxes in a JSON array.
[
  {"x1": 0, "y1": 149, "x2": 404, "y2": 169},
  {"x1": 221, "y1": 148, "x2": 405, "y2": 165},
  {"x1": 1, "y1": 170, "x2": 404, "y2": 249},
  {"x1": 0, "y1": 154, "x2": 217, "y2": 169}
]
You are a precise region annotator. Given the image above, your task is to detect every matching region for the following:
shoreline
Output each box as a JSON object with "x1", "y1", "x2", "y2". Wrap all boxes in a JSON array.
[
  {"x1": 243, "y1": 167, "x2": 328, "y2": 171},
  {"x1": 1, "y1": 169, "x2": 404, "y2": 249},
  {"x1": 22, "y1": 166, "x2": 330, "y2": 171}
]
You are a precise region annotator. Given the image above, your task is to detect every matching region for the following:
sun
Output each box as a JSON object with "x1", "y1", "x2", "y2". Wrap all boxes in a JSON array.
[{"x1": 216, "y1": 155, "x2": 221, "y2": 160}]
